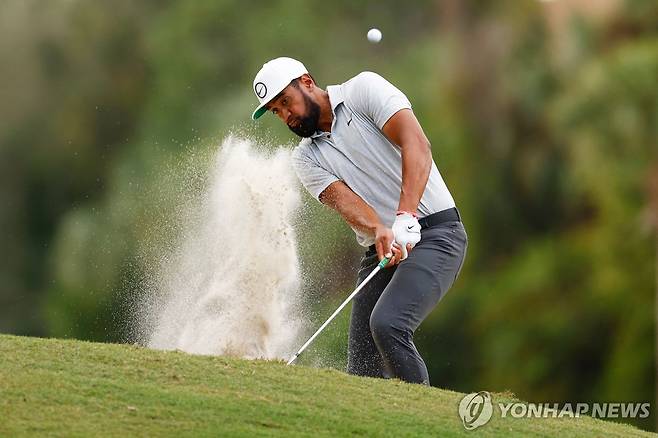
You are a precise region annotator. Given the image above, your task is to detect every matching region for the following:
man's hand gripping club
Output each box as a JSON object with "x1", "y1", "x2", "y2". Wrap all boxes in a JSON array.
[
  {"x1": 391, "y1": 211, "x2": 421, "y2": 259},
  {"x1": 374, "y1": 212, "x2": 421, "y2": 267}
]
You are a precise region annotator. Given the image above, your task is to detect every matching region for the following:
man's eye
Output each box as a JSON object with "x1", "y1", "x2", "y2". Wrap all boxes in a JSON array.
[
  {"x1": 272, "y1": 108, "x2": 278, "y2": 115},
  {"x1": 282, "y1": 98, "x2": 289, "y2": 106}
]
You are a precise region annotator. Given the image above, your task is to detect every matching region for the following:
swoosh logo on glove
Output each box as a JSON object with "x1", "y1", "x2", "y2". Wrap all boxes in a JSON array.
[{"x1": 407, "y1": 225, "x2": 420, "y2": 232}]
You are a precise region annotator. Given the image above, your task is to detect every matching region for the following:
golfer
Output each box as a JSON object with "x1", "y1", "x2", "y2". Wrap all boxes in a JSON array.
[{"x1": 251, "y1": 57, "x2": 467, "y2": 385}]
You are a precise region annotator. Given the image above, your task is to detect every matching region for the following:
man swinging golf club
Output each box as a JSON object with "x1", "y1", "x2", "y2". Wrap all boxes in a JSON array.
[{"x1": 251, "y1": 57, "x2": 467, "y2": 385}]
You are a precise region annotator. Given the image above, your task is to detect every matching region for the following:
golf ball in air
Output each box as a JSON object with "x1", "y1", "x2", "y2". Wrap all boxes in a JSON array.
[{"x1": 367, "y1": 28, "x2": 382, "y2": 43}]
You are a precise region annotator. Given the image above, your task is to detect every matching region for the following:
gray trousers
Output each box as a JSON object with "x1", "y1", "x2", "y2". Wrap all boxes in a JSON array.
[{"x1": 346, "y1": 220, "x2": 468, "y2": 385}]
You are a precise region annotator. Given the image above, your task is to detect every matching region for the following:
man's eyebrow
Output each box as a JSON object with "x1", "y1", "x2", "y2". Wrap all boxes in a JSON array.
[{"x1": 266, "y1": 91, "x2": 287, "y2": 110}]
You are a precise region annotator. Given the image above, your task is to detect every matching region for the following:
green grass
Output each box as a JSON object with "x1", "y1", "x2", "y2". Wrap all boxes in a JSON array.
[{"x1": 0, "y1": 334, "x2": 653, "y2": 437}]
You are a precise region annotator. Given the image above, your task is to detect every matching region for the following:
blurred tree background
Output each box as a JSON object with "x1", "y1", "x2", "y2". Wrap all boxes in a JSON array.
[{"x1": 0, "y1": 0, "x2": 656, "y2": 431}]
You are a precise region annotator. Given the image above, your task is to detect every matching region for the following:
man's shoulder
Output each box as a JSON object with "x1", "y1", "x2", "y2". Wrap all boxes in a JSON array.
[
  {"x1": 340, "y1": 71, "x2": 392, "y2": 109},
  {"x1": 295, "y1": 137, "x2": 314, "y2": 150},
  {"x1": 291, "y1": 138, "x2": 314, "y2": 161},
  {"x1": 342, "y1": 71, "x2": 384, "y2": 92}
]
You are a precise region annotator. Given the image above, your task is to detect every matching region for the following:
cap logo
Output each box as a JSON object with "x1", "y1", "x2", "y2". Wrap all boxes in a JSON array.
[{"x1": 254, "y1": 82, "x2": 267, "y2": 99}]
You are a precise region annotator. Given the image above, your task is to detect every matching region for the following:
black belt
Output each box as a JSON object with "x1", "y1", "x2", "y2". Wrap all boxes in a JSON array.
[
  {"x1": 366, "y1": 207, "x2": 461, "y2": 256},
  {"x1": 418, "y1": 206, "x2": 461, "y2": 228}
]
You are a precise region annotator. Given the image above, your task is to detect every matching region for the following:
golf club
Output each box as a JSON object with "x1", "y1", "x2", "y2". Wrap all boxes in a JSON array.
[{"x1": 286, "y1": 256, "x2": 390, "y2": 365}]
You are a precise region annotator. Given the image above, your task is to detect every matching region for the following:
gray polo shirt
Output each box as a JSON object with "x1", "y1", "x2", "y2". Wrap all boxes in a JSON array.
[{"x1": 291, "y1": 71, "x2": 456, "y2": 247}]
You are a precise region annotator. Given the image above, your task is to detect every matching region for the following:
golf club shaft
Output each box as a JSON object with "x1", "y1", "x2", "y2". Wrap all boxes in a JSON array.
[{"x1": 286, "y1": 257, "x2": 389, "y2": 365}]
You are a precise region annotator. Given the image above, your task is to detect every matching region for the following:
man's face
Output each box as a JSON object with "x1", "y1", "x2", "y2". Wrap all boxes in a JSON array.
[{"x1": 266, "y1": 80, "x2": 320, "y2": 138}]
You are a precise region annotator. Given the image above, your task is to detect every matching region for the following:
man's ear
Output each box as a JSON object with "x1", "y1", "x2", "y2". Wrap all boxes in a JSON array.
[{"x1": 299, "y1": 73, "x2": 314, "y2": 90}]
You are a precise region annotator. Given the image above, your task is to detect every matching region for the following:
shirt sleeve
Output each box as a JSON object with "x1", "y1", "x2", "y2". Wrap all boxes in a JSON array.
[
  {"x1": 349, "y1": 71, "x2": 412, "y2": 129},
  {"x1": 291, "y1": 143, "x2": 339, "y2": 201}
]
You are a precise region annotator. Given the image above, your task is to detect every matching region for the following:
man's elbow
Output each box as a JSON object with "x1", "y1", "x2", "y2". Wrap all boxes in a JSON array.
[{"x1": 318, "y1": 190, "x2": 328, "y2": 205}]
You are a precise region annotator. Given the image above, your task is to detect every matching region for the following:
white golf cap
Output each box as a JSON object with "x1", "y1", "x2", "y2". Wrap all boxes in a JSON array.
[{"x1": 251, "y1": 57, "x2": 308, "y2": 120}]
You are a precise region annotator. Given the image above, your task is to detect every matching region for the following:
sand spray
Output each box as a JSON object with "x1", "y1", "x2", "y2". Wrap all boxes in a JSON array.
[{"x1": 136, "y1": 136, "x2": 304, "y2": 360}]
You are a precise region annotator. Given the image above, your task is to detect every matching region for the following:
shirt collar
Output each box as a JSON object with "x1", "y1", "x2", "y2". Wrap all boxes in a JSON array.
[
  {"x1": 327, "y1": 84, "x2": 344, "y2": 110},
  {"x1": 310, "y1": 84, "x2": 344, "y2": 139}
]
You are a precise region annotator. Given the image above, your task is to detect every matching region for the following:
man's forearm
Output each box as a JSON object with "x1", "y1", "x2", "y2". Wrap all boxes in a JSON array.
[
  {"x1": 319, "y1": 180, "x2": 400, "y2": 263},
  {"x1": 397, "y1": 139, "x2": 432, "y2": 214},
  {"x1": 340, "y1": 202, "x2": 382, "y2": 236},
  {"x1": 319, "y1": 180, "x2": 383, "y2": 236}
]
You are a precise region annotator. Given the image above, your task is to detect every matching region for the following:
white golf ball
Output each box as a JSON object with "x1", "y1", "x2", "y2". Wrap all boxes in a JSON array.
[{"x1": 367, "y1": 28, "x2": 382, "y2": 43}]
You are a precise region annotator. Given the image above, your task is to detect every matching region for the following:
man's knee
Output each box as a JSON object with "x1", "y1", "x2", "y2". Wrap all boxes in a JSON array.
[{"x1": 369, "y1": 310, "x2": 408, "y2": 348}]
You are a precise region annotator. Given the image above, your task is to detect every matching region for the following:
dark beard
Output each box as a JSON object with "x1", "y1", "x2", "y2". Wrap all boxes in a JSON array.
[{"x1": 288, "y1": 93, "x2": 320, "y2": 138}]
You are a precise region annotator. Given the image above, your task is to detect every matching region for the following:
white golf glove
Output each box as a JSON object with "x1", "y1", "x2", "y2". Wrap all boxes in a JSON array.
[{"x1": 391, "y1": 212, "x2": 421, "y2": 260}]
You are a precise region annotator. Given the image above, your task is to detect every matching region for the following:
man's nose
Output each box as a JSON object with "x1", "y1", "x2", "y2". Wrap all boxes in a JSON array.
[{"x1": 283, "y1": 109, "x2": 292, "y2": 124}]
